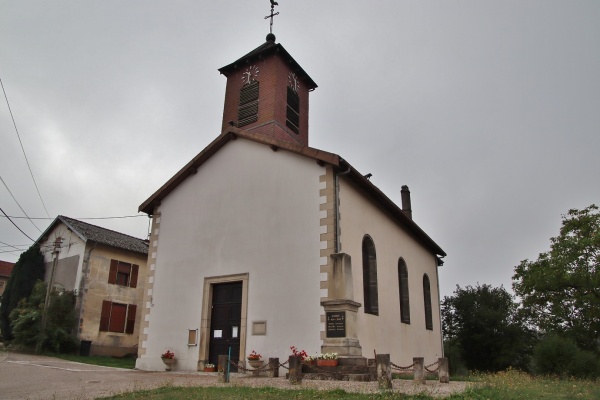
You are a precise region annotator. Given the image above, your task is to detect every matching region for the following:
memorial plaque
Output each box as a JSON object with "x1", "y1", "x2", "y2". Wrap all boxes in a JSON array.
[{"x1": 326, "y1": 311, "x2": 346, "y2": 338}]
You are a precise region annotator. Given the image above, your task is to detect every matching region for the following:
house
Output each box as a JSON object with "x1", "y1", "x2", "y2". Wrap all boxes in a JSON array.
[
  {"x1": 37, "y1": 216, "x2": 148, "y2": 356},
  {"x1": 135, "y1": 33, "x2": 446, "y2": 372},
  {"x1": 0, "y1": 260, "x2": 15, "y2": 298}
]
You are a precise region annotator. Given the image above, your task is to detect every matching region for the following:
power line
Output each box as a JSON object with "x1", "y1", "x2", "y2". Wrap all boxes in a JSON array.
[
  {"x1": 0, "y1": 214, "x2": 147, "y2": 220},
  {"x1": 0, "y1": 206, "x2": 35, "y2": 242},
  {"x1": 0, "y1": 75, "x2": 51, "y2": 218},
  {"x1": 0, "y1": 240, "x2": 23, "y2": 251},
  {"x1": 0, "y1": 175, "x2": 43, "y2": 232}
]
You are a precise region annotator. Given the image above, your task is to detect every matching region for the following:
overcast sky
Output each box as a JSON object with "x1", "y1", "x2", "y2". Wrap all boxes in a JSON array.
[{"x1": 1, "y1": 1, "x2": 599, "y2": 299}]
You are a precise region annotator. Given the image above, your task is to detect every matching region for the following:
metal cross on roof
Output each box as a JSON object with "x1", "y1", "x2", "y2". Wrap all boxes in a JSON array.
[{"x1": 264, "y1": 0, "x2": 279, "y2": 34}]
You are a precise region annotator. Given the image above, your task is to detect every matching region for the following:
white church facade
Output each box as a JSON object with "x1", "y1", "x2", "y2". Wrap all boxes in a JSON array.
[{"x1": 135, "y1": 33, "x2": 446, "y2": 372}]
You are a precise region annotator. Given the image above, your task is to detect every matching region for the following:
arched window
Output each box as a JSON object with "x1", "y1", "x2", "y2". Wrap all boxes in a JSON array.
[
  {"x1": 423, "y1": 274, "x2": 433, "y2": 330},
  {"x1": 362, "y1": 235, "x2": 378, "y2": 315},
  {"x1": 398, "y1": 259, "x2": 410, "y2": 324}
]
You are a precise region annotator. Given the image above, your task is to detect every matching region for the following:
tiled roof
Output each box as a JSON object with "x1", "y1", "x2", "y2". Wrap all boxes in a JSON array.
[
  {"x1": 139, "y1": 129, "x2": 446, "y2": 257},
  {"x1": 0, "y1": 260, "x2": 15, "y2": 277},
  {"x1": 218, "y1": 37, "x2": 317, "y2": 90},
  {"x1": 58, "y1": 216, "x2": 149, "y2": 255}
]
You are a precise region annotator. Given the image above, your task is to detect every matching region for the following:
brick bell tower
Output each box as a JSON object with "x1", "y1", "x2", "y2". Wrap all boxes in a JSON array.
[{"x1": 218, "y1": 33, "x2": 317, "y2": 146}]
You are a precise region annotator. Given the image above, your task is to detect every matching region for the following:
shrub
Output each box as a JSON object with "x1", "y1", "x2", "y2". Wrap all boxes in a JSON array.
[
  {"x1": 10, "y1": 281, "x2": 77, "y2": 354},
  {"x1": 444, "y1": 339, "x2": 467, "y2": 376},
  {"x1": 532, "y1": 334, "x2": 600, "y2": 378}
]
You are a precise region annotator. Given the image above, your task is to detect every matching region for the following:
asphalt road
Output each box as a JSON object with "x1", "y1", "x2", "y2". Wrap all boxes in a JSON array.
[
  {"x1": 0, "y1": 351, "x2": 211, "y2": 400},
  {"x1": 0, "y1": 351, "x2": 469, "y2": 399}
]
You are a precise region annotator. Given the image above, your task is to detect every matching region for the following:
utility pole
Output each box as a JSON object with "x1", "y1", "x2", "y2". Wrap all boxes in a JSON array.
[{"x1": 41, "y1": 237, "x2": 61, "y2": 331}]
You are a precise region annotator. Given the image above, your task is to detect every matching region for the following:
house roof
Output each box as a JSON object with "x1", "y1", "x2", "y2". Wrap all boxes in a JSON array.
[
  {"x1": 0, "y1": 260, "x2": 15, "y2": 278},
  {"x1": 139, "y1": 128, "x2": 446, "y2": 257},
  {"x1": 37, "y1": 216, "x2": 149, "y2": 255},
  {"x1": 218, "y1": 34, "x2": 318, "y2": 90}
]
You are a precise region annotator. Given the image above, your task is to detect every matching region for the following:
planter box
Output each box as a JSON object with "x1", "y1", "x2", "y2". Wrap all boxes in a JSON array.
[{"x1": 317, "y1": 359, "x2": 338, "y2": 367}]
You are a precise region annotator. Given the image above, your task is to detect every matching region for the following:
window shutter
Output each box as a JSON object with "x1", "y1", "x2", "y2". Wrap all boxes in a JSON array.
[
  {"x1": 109, "y1": 303, "x2": 127, "y2": 333},
  {"x1": 130, "y1": 264, "x2": 139, "y2": 288},
  {"x1": 100, "y1": 300, "x2": 111, "y2": 331},
  {"x1": 126, "y1": 304, "x2": 137, "y2": 334},
  {"x1": 108, "y1": 260, "x2": 118, "y2": 284}
]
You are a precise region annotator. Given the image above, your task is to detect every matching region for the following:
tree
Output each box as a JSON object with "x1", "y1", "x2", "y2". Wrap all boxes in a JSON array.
[
  {"x1": 10, "y1": 281, "x2": 77, "y2": 353},
  {"x1": 513, "y1": 205, "x2": 600, "y2": 352},
  {"x1": 0, "y1": 245, "x2": 45, "y2": 340},
  {"x1": 442, "y1": 284, "x2": 534, "y2": 372}
]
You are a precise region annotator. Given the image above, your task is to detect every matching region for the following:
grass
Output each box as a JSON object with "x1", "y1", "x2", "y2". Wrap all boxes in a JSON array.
[
  {"x1": 457, "y1": 368, "x2": 600, "y2": 399},
  {"x1": 45, "y1": 353, "x2": 136, "y2": 369},
  {"x1": 98, "y1": 369, "x2": 600, "y2": 400}
]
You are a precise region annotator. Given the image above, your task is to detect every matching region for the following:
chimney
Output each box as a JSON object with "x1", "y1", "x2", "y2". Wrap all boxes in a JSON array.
[{"x1": 401, "y1": 185, "x2": 412, "y2": 220}]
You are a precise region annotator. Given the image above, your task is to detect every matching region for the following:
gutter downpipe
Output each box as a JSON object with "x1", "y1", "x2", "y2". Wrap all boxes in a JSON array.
[
  {"x1": 334, "y1": 163, "x2": 352, "y2": 253},
  {"x1": 436, "y1": 255, "x2": 445, "y2": 357}
]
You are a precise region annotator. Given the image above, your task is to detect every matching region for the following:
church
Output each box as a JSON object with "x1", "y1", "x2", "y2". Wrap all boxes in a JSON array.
[{"x1": 135, "y1": 27, "x2": 446, "y2": 372}]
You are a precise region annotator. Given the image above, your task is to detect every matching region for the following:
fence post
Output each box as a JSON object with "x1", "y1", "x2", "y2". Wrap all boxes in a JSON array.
[
  {"x1": 288, "y1": 355, "x2": 302, "y2": 385},
  {"x1": 218, "y1": 355, "x2": 229, "y2": 383},
  {"x1": 438, "y1": 357, "x2": 449, "y2": 383},
  {"x1": 376, "y1": 353, "x2": 392, "y2": 390},
  {"x1": 413, "y1": 357, "x2": 425, "y2": 384},
  {"x1": 268, "y1": 357, "x2": 279, "y2": 378}
]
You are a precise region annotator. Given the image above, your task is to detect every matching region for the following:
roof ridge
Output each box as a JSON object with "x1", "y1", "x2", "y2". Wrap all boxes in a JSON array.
[{"x1": 58, "y1": 215, "x2": 148, "y2": 242}]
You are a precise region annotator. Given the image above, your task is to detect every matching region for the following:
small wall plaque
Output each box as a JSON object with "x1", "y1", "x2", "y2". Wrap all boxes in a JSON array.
[
  {"x1": 188, "y1": 329, "x2": 198, "y2": 346},
  {"x1": 326, "y1": 311, "x2": 346, "y2": 338},
  {"x1": 252, "y1": 321, "x2": 267, "y2": 335}
]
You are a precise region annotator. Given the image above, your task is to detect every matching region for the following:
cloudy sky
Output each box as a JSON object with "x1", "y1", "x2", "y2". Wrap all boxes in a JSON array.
[{"x1": 1, "y1": 1, "x2": 599, "y2": 298}]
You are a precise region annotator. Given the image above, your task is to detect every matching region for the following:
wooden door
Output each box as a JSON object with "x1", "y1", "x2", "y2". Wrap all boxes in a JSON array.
[{"x1": 208, "y1": 282, "x2": 242, "y2": 371}]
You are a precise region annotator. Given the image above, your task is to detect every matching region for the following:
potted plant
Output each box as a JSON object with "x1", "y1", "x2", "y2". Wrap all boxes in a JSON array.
[
  {"x1": 247, "y1": 350, "x2": 264, "y2": 369},
  {"x1": 161, "y1": 350, "x2": 176, "y2": 371},
  {"x1": 317, "y1": 352, "x2": 338, "y2": 367},
  {"x1": 304, "y1": 355, "x2": 317, "y2": 366},
  {"x1": 204, "y1": 363, "x2": 215, "y2": 372},
  {"x1": 290, "y1": 346, "x2": 308, "y2": 361}
]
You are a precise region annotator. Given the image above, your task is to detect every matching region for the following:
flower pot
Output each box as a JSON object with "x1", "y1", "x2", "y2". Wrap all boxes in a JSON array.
[
  {"x1": 317, "y1": 359, "x2": 338, "y2": 367},
  {"x1": 161, "y1": 357, "x2": 176, "y2": 371},
  {"x1": 204, "y1": 367, "x2": 216, "y2": 372},
  {"x1": 247, "y1": 359, "x2": 264, "y2": 376}
]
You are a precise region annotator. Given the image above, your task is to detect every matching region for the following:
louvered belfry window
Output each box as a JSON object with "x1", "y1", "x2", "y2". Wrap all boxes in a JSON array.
[
  {"x1": 238, "y1": 81, "x2": 259, "y2": 127},
  {"x1": 286, "y1": 86, "x2": 300, "y2": 134}
]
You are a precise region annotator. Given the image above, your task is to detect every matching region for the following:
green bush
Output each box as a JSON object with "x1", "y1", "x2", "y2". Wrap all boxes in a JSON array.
[
  {"x1": 444, "y1": 339, "x2": 467, "y2": 376},
  {"x1": 532, "y1": 334, "x2": 600, "y2": 378},
  {"x1": 569, "y1": 348, "x2": 600, "y2": 379},
  {"x1": 10, "y1": 281, "x2": 77, "y2": 354}
]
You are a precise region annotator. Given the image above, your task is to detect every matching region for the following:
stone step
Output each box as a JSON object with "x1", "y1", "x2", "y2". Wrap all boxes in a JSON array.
[
  {"x1": 301, "y1": 365, "x2": 375, "y2": 374},
  {"x1": 303, "y1": 373, "x2": 374, "y2": 382}
]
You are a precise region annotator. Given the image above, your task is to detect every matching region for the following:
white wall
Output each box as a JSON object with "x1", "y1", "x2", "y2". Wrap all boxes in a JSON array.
[
  {"x1": 137, "y1": 139, "x2": 325, "y2": 371},
  {"x1": 40, "y1": 223, "x2": 86, "y2": 292},
  {"x1": 339, "y1": 179, "x2": 443, "y2": 365}
]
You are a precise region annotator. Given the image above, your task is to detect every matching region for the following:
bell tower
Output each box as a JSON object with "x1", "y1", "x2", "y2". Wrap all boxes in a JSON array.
[{"x1": 218, "y1": 33, "x2": 317, "y2": 146}]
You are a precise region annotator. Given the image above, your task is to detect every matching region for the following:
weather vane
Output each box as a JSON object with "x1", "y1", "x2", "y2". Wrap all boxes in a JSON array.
[{"x1": 264, "y1": 0, "x2": 279, "y2": 34}]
